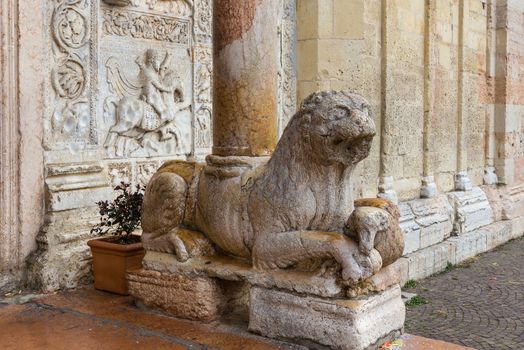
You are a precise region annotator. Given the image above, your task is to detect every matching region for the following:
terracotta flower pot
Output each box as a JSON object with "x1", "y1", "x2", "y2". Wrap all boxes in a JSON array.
[{"x1": 87, "y1": 237, "x2": 145, "y2": 295}]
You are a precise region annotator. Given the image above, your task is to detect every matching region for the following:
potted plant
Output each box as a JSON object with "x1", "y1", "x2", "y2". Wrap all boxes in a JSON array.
[{"x1": 88, "y1": 182, "x2": 145, "y2": 295}]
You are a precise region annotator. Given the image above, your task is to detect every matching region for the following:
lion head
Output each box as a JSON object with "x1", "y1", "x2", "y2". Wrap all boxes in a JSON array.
[
  {"x1": 273, "y1": 91, "x2": 376, "y2": 170},
  {"x1": 251, "y1": 91, "x2": 376, "y2": 235},
  {"x1": 298, "y1": 90, "x2": 376, "y2": 167}
]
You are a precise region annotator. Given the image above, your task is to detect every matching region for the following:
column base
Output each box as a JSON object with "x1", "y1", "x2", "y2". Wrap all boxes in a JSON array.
[
  {"x1": 420, "y1": 175, "x2": 438, "y2": 198},
  {"x1": 454, "y1": 171, "x2": 473, "y2": 191},
  {"x1": 483, "y1": 166, "x2": 498, "y2": 185},
  {"x1": 378, "y1": 176, "x2": 398, "y2": 204},
  {"x1": 249, "y1": 285, "x2": 405, "y2": 350}
]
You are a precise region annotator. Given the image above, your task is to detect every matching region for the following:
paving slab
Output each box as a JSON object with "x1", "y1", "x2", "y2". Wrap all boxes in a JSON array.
[
  {"x1": 405, "y1": 237, "x2": 524, "y2": 350},
  {"x1": 0, "y1": 286, "x2": 472, "y2": 350}
]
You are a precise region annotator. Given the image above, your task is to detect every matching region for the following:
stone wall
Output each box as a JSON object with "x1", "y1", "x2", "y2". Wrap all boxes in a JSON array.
[
  {"x1": 296, "y1": 0, "x2": 520, "y2": 201},
  {"x1": 292, "y1": 0, "x2": 524, "y2": 283}
]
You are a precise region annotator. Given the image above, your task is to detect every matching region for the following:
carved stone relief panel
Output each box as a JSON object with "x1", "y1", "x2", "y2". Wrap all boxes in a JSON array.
[
  {"x1": 193, "y1": 0, "x2": 211, "y2": 44},
  {"x1": 45, "y1": 0, "x2": 98, "y2": 150},
  {"x1": 101, "y1": 8, "x2": 191, "y2": 44},
  {"x1": 107, "y1": 161, "x2": 132, "y2": 187},
  {"x1": 44, "y1": 0, "x2": 213, "y2": 159},
  {"x1": 107, "y1": 160, "x2": 160, "y2": 188},
  {"x1": 136, "y1": 161, "x2": 160, "y2": 187},
  {"x1": 195, "y1": 105, "x2": 211, "y2": 149},
  {"x1": 99, "y1": 2, "x2": 194, "y2": 158},
  {"x1": 192, "y1": 0, "x2": 212, "y2": 153},
  {"x1": 193, "y1": 45, "x2": 212, "y2": 151},
  {"x1": 102, "y1": 0, "x2": 192, "y2": 16}
]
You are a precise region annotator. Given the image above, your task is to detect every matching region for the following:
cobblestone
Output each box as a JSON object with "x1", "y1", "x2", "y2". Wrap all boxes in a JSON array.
[{"x1": 405, "y1": 237, "x2": 524, "y2": 350}]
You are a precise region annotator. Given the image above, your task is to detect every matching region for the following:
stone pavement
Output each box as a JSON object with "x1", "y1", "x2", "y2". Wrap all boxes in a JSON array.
[
  {"x1": 405, "y1": 237, "x2": 524, "y2": 350},
  {"x1": 0, "y1": 286, "x2": 471, "y2": 350}
]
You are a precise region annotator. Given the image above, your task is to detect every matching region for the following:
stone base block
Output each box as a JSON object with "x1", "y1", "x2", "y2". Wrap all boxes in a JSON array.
[
  {"x1": 403, "y1": 214, "x2": 524, "y2": 281},
  {"x1": 447, "y1": 187, "x2": 494, "y2": 235},
  {"x1": 405, "y1": 241, "x2": 455, "y2": 280},
  {"x1": 398, "y1": 195, "x2": 454, "y2": 254},
  {"x1": 127, "y1": 269, "x2": 224, "y2": 321},
  {"x1": 449, "y1": 231, "x2": 488, "y2": 263},
  {"x1": 248, "y1": 285, "x2": 405, "y2": 350},
  {"x1": 142, "y1": 251, "x2": 401, "y2": 299},
  {"x1": 483, "y1": 184, "x2": 524, "y2": 221}
]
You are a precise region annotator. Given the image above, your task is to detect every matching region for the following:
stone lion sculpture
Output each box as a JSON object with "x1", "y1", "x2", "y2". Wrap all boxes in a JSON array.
[{"x1": 141, "y1": 91, "x2": 404, "y2": 284}]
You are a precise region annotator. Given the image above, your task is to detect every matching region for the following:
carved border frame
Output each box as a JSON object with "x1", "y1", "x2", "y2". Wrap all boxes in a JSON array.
[{"x1": 0, "y1": 0, "x2": 20, "y2": 285}]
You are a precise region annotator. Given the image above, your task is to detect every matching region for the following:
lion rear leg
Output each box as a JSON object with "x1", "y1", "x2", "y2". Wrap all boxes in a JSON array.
[
  {"x1": 141, "y1": 171, "x2": 188, "y2": 257},
  {"x1": 252, "y1": 231, "x2": 381, "y2": 283}
]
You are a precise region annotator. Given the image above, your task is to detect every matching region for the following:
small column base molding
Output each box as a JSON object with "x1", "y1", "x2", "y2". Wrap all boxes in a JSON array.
[
  {"x1": 420, "y1": 175, "x2": 438, "y2": 198},
  {"x1": 483, "y1": 166, "x2": 498, "y2": 186},
  {"x1": 377, "y1": 176, "x2": 398, "y2": 204},
  {"x1": 454, "y1": 171, "x2": 473, "y2": 191}
]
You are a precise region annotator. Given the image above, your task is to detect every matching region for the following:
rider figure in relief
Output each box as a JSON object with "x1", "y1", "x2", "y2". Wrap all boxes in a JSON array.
[{"x1": 138, "y1": 49, "x2": 177, "y2": 123}]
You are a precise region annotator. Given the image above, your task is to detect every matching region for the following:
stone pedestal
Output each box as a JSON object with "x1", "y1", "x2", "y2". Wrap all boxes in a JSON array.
[
  {"x1": 420, "y1": 175, "x2": 438, "y2": 198},
  {"x1": 128, "y1": 251, "x2": 406, "y2": 349},
  {"x1": 127, "y1": 269, "x2": 224, "y2": 321},
  {"x1": 249, "y1": 285, "x2": 404, "y2": 350}
]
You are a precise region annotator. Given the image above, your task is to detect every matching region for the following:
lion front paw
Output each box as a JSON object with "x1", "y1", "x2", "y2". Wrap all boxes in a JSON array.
[
  {"x1": 341, "y1": 263, "x2": 362, "y2": 284},
  {"x1": 142, "y1": 228, "x2": 215, "y2": 262}
]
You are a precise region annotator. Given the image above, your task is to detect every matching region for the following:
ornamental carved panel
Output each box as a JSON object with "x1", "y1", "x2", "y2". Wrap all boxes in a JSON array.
[
  {"x1": 45, "y1": 0, "x2": 214, "y2": 158},
  {"x1": 45, "y1": 0, "x2": 98, "y2": 150}
]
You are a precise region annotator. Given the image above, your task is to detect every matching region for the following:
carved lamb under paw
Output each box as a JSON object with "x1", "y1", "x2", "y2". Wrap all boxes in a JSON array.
[{"x1": 345, "y1": 198, "x2": 404, "y2": 267}]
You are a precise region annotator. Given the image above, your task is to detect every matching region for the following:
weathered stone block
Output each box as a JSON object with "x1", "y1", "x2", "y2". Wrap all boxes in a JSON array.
[
  {"x1": 143, "y1": 251, "x2": 344, "y2": 298},
  {"x1": 448, "y1": 230, "x2": 488, "y2": 264},
  {"x1": 403, "y1": 226, "x2": 421, "y2": 255},
  {"x1": 297, "y1": 40, "x2": 318, "y2": 81},
  {"x1": 296, "y1": 0, "x2": 319, "y2": 40},
  {"x1": 447, "y1": 186, "x2": 494, "y2": 235},
  {"x1": 248, "y1": 285, "x2": 404, "y2": 350},
  {"x1": 396, "y1": 257, "x2": 410, "y2": 286},
  {"x1": 28, "y1": 240, "x2": 94, "y2": 291},
  {"x1": 398, "y1": 202, "x2": 421, "y2": 254},
  {"x1": 127, "y1": 269, "x2": 224, "y2": 321},
  {"x1": 333, "y1": 0, "x2": 364, "y2": 39},
  {"x1": 485, "y1": 184, "x2": 524, "y2": 220},
  {"x1": 407, "y1": 195, "x2": 454, "y2": 249},
  {"x1": 406, "y1": 241, "x2": 455, "y2": 280},
  {"x1": 484, "y1": 220, "x2": 513, "y2": 250},
  {"x1": 47, "y1": 187, "x2": 112, "y2": 212}
]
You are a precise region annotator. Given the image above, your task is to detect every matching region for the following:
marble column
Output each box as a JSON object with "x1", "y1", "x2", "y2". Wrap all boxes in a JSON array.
[{"x1": 212, "y1": 0, "x2": 280, "y2": 157}]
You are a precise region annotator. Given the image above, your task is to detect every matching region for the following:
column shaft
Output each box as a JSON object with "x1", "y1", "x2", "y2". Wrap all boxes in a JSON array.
[{"x1": 213, "y1": 0, "x2": 279, "y2": 157}]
